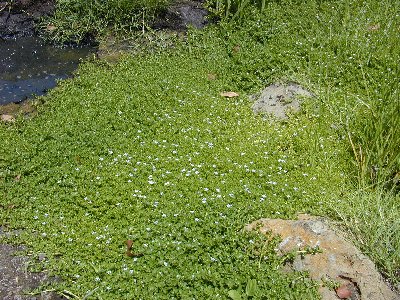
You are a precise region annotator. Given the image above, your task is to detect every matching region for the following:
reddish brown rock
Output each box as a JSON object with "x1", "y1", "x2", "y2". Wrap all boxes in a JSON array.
[{"x1": 246, "y1": 215, "x2": 399, "y2": 300}]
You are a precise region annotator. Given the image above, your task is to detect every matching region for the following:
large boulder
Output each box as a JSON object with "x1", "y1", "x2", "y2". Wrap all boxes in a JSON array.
[{"x1": 246, "y1": 215, "x2": 400, "y2": 300}]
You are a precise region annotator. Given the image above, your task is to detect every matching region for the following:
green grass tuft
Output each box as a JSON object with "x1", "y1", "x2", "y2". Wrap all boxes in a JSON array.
[{"x1": 39, "y1": 0, "x2": 171, "y2": 44}]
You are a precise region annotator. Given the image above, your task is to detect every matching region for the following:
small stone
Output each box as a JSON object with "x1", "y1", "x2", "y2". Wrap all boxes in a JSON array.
[
  {"x1": 46, "y1": 24, "x2": 57, "y2": 32},
  {"x1": 207, "y1": 73, "x2": 217, "y2": 80},
  {"x1": 38, "y1": 253, "x2": 46, "y2": 262},
  {"x1": 220, "y1": 91, "x2": 239, "y2": 98},
  {"x1": 1, "y1": 114, "x2": 15, "y2": 123}
]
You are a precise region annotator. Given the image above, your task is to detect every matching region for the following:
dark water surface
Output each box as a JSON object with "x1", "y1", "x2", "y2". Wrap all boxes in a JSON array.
[{"x1": 0, "y1": 37, "x2": 95, "y2": 105}]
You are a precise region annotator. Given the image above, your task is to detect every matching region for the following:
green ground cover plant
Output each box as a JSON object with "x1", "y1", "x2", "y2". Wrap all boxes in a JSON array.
[{"x1": 1, "y1": 0, "x2": 399, "y2": 298}]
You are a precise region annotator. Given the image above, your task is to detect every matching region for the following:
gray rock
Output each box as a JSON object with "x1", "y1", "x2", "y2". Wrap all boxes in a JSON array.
[
  {"x1": 251, "y1": 82, "x2": 313, "y2": 119},
  {"x1": 152, "y1": 0, "x2": 208, "y2": 31}
]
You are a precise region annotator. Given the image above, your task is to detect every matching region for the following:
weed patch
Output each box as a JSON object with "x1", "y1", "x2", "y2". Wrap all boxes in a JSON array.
[{"x1": 1, "y1": 0, "x2": 400, "y2": 297}]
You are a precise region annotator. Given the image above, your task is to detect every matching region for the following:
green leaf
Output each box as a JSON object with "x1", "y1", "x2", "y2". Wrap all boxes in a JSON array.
[
  {"x1": 246, "y1": 279, "x2": 258, "y2": 297},
  {"x1": 228, "y1": 289, "x2": 242, "y2": 300}
]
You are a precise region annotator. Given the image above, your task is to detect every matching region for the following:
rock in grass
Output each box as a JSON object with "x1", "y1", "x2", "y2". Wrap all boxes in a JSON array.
[
  {"x1": 251, "y1": 82, "x2": 313, "y2": 120},
  {"x1": 246, "y1": 214, "x2": 400, "y2": 300},
  {"x1": 1, "y1": 114, "x2": 15, "y2": 123}
]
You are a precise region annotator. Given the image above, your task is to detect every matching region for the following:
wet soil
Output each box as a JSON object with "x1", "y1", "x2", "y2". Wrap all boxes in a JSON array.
[
  {"x1": 0, "y1": 228, "x2": 66, "y2": 300},
  {"x1": 0, "y1": 244, "x2": 66, "y2": 300},
  {"x1": 153, "y1": 0, "x2": 208, "y2": 30},
  {"x1": 0, "y1": 0, "x2": 55, "y2": 39}
]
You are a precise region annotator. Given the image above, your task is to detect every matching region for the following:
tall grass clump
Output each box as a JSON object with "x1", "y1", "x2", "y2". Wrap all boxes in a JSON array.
[
  {"x1": 326, "y1": 0, "x2": 400, "y2": 287},
  {"x1": 348, "y1": 76, "x2": 400, "y2": 189},
  {"x1": 206, "y1": 0, "x2": 268, "y2": 20},
  {"x1": 40, "y1": 0, "x2": 170, "y2": 44},
  {"x1": 334, "y1": 189, "x2": 400, "y2": 286}
]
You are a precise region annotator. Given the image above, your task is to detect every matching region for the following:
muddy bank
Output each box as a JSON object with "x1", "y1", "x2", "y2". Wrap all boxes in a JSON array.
[
  {"x1": 153, "y1": 0, "x2": 208, "y2": 30},
  {"x1": 0, "y1": 0, "x2": 55, "y2": 39},
  {"x1": 0, "y1": 228, "x2": 66, "y2": 300},
  {"x1": 0, "y1": 0, "x2": 208, "y2": 40}
]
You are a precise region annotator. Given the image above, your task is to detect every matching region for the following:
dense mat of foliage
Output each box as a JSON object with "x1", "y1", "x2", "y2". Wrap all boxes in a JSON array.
[{"x1": 1, "y1": 0, "x2": 399, "y2": 298}]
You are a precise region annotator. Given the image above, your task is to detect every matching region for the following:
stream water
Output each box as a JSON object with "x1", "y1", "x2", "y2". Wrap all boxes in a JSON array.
[{"x1": 0, "y1": 37, "x2": 95, "y2": 105}]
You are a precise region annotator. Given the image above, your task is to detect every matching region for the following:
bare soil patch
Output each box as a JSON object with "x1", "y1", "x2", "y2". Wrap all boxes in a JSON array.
[{"x1": 0, "y1": 228, "x2": 65, "y2": 300}]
